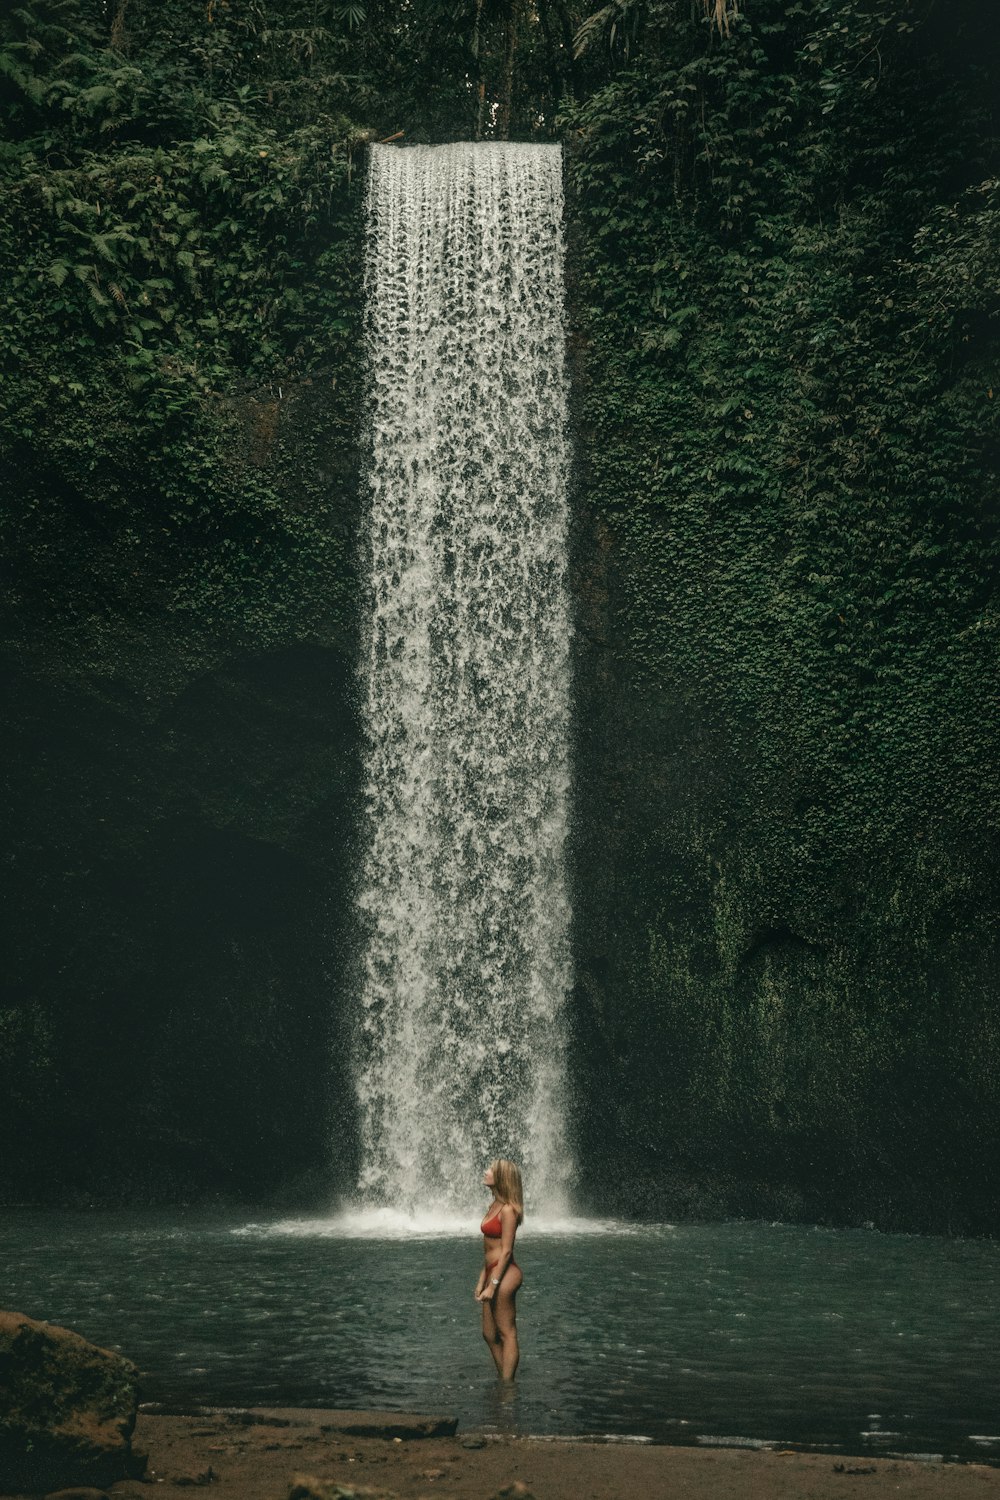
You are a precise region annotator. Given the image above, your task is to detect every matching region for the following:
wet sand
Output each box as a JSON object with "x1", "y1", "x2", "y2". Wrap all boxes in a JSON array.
[{"x1": 32, "y1": 1406, "x2": 1000, "y2": 1500}]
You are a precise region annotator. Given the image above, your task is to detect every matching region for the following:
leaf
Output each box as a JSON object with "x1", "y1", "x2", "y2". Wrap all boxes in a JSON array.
[
  {"x1": 333, "y1": 3, "x2": 366, "y2": 29},
  {"x1": 78, "y1": 84, "x2": 119, "y2": 110},
  {"x1": 574, "y1": 5, "x2": 614, "y2": 59},
  {"x1": 91, "y1": 233, "x2": 117, "y2": 262}
]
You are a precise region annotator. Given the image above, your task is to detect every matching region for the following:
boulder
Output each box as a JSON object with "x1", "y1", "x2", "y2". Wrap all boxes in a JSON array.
[
  {"x1": 329, "y1": 1416, "x2": 457, "y2": 1441},
  {"x1": 42, "y1": 1490, "x2": 112, "y2": 1500},
  {"x1": 288, "y1": 1479, "x2": 396, "y2": 1500},
  {"x1": 0, "y1": 1309, "x2": 139, "y2": 1493}
]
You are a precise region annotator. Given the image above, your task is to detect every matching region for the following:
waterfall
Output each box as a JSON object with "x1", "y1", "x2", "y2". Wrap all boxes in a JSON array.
[{"x1": 355, "y1": 142, "x2": 572, "y2": 1219}]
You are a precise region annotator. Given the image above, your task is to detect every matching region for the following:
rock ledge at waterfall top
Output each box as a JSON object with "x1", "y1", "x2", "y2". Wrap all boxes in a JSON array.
[{"x1": 0, "y1": 1309, "x2": 141, "y2": 1493}]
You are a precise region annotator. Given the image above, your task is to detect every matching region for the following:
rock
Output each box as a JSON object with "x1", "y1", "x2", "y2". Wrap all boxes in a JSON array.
[
  {"x1": 127, "y1": 1447, "x2": 150, "y2": 1478},
  {"x1": 226, "y1": 1410, "x2": 293, "y2": 1428},
  {"x1": 287, "y1": 1478, "x2": 396, "y2": 1500},
  {"x1": 287, "y1": 1481, "x2": 326, "y2": 1500},
  {"x1": 460, "y1": 1436, "x2": 487, "y2": 1450},
  {"x1": 171, "y1": 1466, "x2": 217, "y2": 1485},
  {"x1": 0, "y1": 1308, "x2": 139, "y2": 1493},
  {"x1": 330, "y1": 1415, "x2": 458, "y2": 1441},
  {"x1": 489, "y1": 1487, "x2": 535, "y2": 1500},
  {"x1": 43, "y1": 1489, "x2": 112, "y2": 1500}
]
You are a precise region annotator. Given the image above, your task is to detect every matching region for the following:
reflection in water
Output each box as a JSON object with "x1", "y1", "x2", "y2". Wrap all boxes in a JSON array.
[
  {"x1": 3, "y1": 1211, "x2": 999, "y2": 1462},
  {"x1": 487, "y1": 1381, "x2": 520, "y2": 1437}
]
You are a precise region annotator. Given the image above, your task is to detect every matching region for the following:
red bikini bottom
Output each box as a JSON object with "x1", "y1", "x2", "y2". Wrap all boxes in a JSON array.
[{"x1": 485, "y1": 1260, "x2": 518, "y2": 1279}]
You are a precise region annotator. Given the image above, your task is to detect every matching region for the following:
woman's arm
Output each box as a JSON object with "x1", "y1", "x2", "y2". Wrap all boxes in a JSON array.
[{"x1": 481, "y1": 1207, "x2": 517, "y2": 1299}]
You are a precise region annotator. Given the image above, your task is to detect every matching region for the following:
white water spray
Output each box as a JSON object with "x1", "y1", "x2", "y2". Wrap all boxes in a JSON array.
[{"x1": 355, "y1": 142, "x2": 572, "y2": 1218}]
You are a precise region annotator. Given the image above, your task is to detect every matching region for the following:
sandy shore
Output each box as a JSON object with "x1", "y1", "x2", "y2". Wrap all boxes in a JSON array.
[{"x1": 16, "y1": 1406, "x2": 1000, "y2": 1500}]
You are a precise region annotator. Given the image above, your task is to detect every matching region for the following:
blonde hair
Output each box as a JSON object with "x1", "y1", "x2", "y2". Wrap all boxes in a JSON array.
[{"x1": 491, "y1": 1158, "x2": 524, "y2": 1224}]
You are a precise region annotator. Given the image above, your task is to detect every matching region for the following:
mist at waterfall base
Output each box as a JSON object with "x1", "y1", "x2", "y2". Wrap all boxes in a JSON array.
[{"x1": 5, "y1": 1209, "x2": 1000, "y2": 1462}]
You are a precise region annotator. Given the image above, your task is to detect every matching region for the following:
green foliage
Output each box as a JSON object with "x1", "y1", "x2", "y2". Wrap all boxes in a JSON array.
[
  {"x1": 2, "y1": 0, "x2": 999, "y2": 1223},
  {"x1": 565, "y1": 0, "x2": 1000, "y2": 1225},
  {"x1": 1, "y1": 0, "x2": 367, "y2": 691}
]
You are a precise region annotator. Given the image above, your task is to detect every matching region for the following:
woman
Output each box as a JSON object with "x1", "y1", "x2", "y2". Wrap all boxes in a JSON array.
[{"x1": 475, "y1": 1158, "x2": 524, "y2": 1381}]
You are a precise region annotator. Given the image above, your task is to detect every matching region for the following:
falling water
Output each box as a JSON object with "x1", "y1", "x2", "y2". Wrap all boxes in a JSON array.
[{"x1": 355, "y1": 142, "x2": 572, "y2": 1218}]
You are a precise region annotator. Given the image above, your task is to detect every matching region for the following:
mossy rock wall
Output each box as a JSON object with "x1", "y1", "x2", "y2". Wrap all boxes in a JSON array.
[
  {"x1": 564, "y1": 3, "x2": 1000, "y2": 1231},
  {"x1": 1, "y1": 1, "x2": 998, "y2": 1229},
  {"x1": 5, "y1": 366, "x2": 365, "y2": 1203}
]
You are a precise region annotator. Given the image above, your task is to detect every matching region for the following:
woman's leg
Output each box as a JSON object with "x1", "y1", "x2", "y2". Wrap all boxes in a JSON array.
[
  {"x1": 481, "y1": 1295, "x2": 504, "y2": 1374},
  {"x1": 492, "y1": 1264, "x2": 523, "y2": 1381}
]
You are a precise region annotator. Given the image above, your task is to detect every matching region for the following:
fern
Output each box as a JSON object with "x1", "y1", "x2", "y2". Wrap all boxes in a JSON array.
[
  {"x1": 0, "y1": 48, "x2": 42, "y2": 102},
  {"x1": 91, "y1": 233, "x2": 118, "y2": 261},
  {"x1": 574, "y1": 5, "x2": 614, "y2": 59},
  {"x1": 78, "y1": 84, "x2": 119, "y2": 110}
]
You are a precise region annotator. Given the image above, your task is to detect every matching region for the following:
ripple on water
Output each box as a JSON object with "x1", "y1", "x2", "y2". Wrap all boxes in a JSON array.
[{"x1": 0, "y1": 1212, "x2": 997, "y2": 1462}]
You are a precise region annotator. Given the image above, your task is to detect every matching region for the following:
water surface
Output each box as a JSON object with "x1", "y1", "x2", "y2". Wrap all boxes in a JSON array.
[{"x1": 4, "y1": 1211, "x2": 998, "y2": 1461}]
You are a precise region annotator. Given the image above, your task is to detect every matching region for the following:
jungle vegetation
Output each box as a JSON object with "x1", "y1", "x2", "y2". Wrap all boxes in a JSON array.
[{"x1": 1, "y1": 0, "x2": 998, "y2": 1227}]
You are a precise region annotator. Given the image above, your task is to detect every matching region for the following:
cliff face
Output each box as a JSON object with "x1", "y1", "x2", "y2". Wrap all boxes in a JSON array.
[
  {"x1": 4, "y1": 378, "x2": 365, "y2": 1205},
  {"x1": 2, "y1": 3, "x2": 998, "y2": 1228},
  {"x1": 570, "y1": 511, "x2": 1000, "y2": 1230},
  {"x1": 563, "y1": 7, "x2": 1000, "y2": 1231}
]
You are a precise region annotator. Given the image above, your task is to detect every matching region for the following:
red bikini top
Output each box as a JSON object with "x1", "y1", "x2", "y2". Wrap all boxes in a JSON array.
[{"x1": 481, "y1": 1207, "x2": 503, "y2": 1238}]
